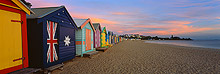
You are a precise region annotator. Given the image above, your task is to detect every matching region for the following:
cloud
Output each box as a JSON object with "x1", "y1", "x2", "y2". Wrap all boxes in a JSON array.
[
  {"x1": 168, "y1": 6, "x2": 216, "y2": 19},
  {"x1": 132, "y1": 21, "x2": 214, "y2": 35},
  {"x1": 27, "y1": 0, "x2": 59, "y2": 8},
  {"x1": 69, "y1": 12, "x2": 123, "y2": 33},
  {"x1": 133, "y1": 25, "x2": 169, "y2": 29},
  {"x1": 26, "y1": 0, "x2": 219, "y2": 39},
  {"x1": 111, "y1": 12, "x2": 129, "y2": 15},
  {"x1": 69, "y1": 12, "x2": 118, "y2": 26},
  {"x1": 117, "y1": 31, "x2": 123, "y2": 33},
  {"x1": 91, "y1": 18, "x2": 118, "y2": 25},
  {"x1": 172, "y1": 0, "x2": 220, "y2": 8},
  {"x1": 99, "y1": 24, "x2": 136, "y2": 34},
  {"x1": 216, "y1": 17, "x2": 220, "y2": 19}
]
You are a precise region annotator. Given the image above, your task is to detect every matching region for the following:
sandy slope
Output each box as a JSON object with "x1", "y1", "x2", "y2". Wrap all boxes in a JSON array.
[{"x1": 52, "y1": 40, "x2": 220, "y2": 74}]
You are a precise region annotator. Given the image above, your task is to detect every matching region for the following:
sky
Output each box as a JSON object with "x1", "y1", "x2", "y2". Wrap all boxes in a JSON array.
[{"x1": 27, "y1": 0, "x2": 220, "y2": 39}]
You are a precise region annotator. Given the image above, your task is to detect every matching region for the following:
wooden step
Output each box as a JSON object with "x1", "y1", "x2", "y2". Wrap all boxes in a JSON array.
[
  {"x1": 45, "y1": 63, "x2": 64, "y2": 72},
  {"x1": 96, "y1": 48, "x2": 108, "y2": 52},
  {"x1": 9, "y1": 68, "x2": 41, "y2": 74},
  {"x1": 83, "y1": 51, "x2": 99, "y2": 57}
]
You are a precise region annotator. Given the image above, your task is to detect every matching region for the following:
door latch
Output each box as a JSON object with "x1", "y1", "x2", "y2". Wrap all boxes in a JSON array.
[
  {"x1": 11, "y1": 20, "x2": 23, "y2": 24},
  {"x1": 13, "y1": 57, "x2": 25, "y2": 62}
]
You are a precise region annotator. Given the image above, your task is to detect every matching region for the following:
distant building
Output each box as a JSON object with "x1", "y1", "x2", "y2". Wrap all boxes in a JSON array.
[{"x1": 122, "y1": 34, "x2": 141, "y2": 39}]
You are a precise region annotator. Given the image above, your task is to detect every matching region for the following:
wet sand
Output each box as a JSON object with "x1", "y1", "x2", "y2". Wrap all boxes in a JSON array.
[{"x1": 52, "y1": 40, "x2": 220, "y2": 74}]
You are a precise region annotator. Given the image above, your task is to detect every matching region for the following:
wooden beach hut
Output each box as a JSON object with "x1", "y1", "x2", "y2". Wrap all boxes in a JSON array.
[
  {"x1": 108, "y1": 31, "x2": 113, "y2": 45},
  {"x1": 74, "y1": 18, "x2": 96, "y2": 57},
  {"x1": 121, "y1": 37, "x2": 123, "y2": 42},
  {"x1": 115, "y1": 35, "x2": 118, "y2": 43},
  {"x1": 106, "y1": 31, "x2": 113, "y2": 47},
  {"x1": 119, "y1": 37, "x2": 123, "y2": 42},
  {"x1": 114, "y1": 35, "x2": 117, "y2": 44},
  {"x1": 101, "y1": 27, "x2": 108, "y2": 48},
  {"x1": 26, "y1": 6, "x2": 77, "y2": 68},
  {"x1": 92, "y1": 23, "x2": 101, "y2": 48},
  {"x1": 112, "y1": 34, "x2": 115, "y2": 44},
  {"x1": 118, "y1": 35, "x2": 120, "y2": 43},
  {"x1": 110, "y1": 31, "x2": 114, "y2": 44},
  {"x1": 117, "y1": 35, "x2": 120, "y2": 43},
  {"x1": 0, "y1": 0, "x2": 33, "y2": 73},
  {"x1": 106, "y1": 31, "x2": 110, "y2": 46}
]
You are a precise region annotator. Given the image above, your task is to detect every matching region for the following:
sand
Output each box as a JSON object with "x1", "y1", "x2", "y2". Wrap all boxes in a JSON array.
[{"x1": 52, "y1": 40, "x2": 220, "y2": 74}]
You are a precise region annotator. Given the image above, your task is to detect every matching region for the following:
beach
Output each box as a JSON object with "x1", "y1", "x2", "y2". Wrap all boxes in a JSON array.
[{"x1": 52, "y1": 40, "x2": 220, "y2": 74}]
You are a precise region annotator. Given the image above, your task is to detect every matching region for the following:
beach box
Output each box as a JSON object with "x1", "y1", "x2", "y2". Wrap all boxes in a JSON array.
[
  {"x1": 101, "y1": 27, "x2": 108, "y2": 48},
  {"x1": 0, "y1": 0, "x2": 33, "y2": 73},
  {"x1": 93, "y1": 23, "x2": 101, "y2": 48},
  {"x1": 108, "y1": 31, "x2": 113, "y2": 45},
  {"x1": 74, "y1": 18, "x2": 95, "y2": 57},
  {"x1": 26, "y1": 6, "x2": 77, "y2": 68}
]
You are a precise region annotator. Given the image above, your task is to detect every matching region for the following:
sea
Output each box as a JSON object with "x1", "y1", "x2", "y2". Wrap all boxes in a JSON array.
[{"x1": 144, "y1": 40, "x2": 220, "y2": 49}]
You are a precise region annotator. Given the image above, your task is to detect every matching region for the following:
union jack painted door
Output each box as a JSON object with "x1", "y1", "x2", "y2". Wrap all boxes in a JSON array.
[{"x1": 46, "y1": 21, "x2": 58, "y2": 63}]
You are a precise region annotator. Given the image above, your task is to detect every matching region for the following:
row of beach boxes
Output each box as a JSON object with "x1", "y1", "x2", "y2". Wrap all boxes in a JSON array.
[{"x1": 0, "y1": 1, "x2": 124, "y2": 73}]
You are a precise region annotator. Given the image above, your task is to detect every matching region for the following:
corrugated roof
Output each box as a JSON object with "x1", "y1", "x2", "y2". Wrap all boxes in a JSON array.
[
  {"x1": 73, "y1": 19, "x2": 88, "y2": 27},
  {"x1": 27, "y1": 6, "x2": 63, "y2": 18},
  {"x1": 92, "y1": 23, "x2": 100, "y2": 30}
]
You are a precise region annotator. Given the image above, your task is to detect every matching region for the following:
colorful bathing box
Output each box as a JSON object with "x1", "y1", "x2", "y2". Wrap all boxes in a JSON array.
[
  {"x1": 26, "y1": 6, "x2": 77, "y2": 68},
  {"x1": 108, "y1": 31, "x2": 113, "y2": 46},
  {"x1": 92, "y1": 23, "x2": 101, "y2": 49},
  {"x1": 100, "y1": 27, "x2": 107, "y2": 48},
  {"x1": 0, "y1": 0, "x2": 33, "y2": 73},
  {"x1": 74, "y1": 18, "x2": 96, "y2": 57}
]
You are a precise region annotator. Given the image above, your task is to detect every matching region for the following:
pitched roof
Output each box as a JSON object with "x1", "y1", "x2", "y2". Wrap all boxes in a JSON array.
[
  {"x1": 92, "y1": 23, "x2": 101, "y2": 31},
  {"x1": 26, "y1": 6, "x2": 78, "y2": 29},
  {"x1": 73, "y1": 18, "x2": 96, "y2": 32},
  {"x1": 10, "y1": 0, "x2": 34, "y2": 15},
  {"x1": 102, "y1": 27, "x2": 107, "y2": 34},
  {"x1": 74, "y1": 19, "x2": 88, "y2": 27},
  {"x1": 93, "y1": 23, "x2": 99, "y2": 29},
  {"x1": 27, "y1": 6, "x2": 63, "y2": 18}
]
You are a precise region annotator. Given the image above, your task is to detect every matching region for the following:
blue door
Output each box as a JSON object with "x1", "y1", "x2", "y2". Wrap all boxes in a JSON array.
[{"x1": 59, "y1": 26, "x2": 76, "y2": 62}]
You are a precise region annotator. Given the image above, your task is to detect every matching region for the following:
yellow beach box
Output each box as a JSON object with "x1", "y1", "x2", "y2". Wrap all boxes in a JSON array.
[
  {"x1": 0, "y1": 0, "x2": 33, "y2": 73},
  {"x1": 101, "y1": 27, "x2": 107, "y2": 48}
]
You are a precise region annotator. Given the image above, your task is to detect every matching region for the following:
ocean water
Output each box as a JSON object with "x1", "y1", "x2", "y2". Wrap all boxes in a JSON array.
[{"x1": 144, "y1": 40, "x2": 220, "y2": 49}]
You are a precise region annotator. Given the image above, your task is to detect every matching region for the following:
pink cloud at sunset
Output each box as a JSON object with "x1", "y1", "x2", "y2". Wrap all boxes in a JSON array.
[
  {"x1": 68, "y1": 11, "x2": 135, "y2": 34},
  {"x1": 69, "y1": 12, "x2": 118, "y2": 25},
  {"x1": 28, "y1": 0, "x2": 119, "y2": 27},
  {"x1": 216, "y1": 17, "x2": 220, "y2": 19},
  {"x1": 111, "y1": 12, "x2": 129, "y2": 15},
  {"x1": 97, "y1": 23, "x2": 136, "y2": 34},
  {"x1": 70, "y1": 12, "x2": 122, "y2": 32},
  {"x1": 25, "y1": 0, "x2": 220, "y2": 39},
  {"x1": 133, "y1": 25, "x2": 169, "y2": 29},
  {"x1": 27, "y1": 0, "x2": 59, "y2": 8},
  {"x1": 135, "y1": 21, "x2": 214, "y2": 35},
  {"x1": 167, "y1": 21, "x2": 213, "y2": 33},
  {"x1": 91, "y1": 18, "x2": 118, "y2": 25},
  {"x1": 117, "y1": 31, "x2": 123, "y2": 33}
]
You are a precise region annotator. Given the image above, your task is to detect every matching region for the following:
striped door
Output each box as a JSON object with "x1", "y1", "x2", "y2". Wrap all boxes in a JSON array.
[
  {"x1": 0, "y1": 10, "x2": 23, "y2": 70},
  {"x1": 86, "y1": 29, "x2": 91, "y2": 51}
]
